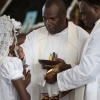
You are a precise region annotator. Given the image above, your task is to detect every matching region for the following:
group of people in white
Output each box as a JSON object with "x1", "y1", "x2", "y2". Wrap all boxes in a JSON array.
[{"x1": 0, "y1": 0, "x2": 100, "y2": 100}]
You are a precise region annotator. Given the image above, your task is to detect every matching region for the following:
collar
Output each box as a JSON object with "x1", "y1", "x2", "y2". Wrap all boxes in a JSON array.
[{"x1": 95, "y1": 19, "x2": 100, "y2": 26}]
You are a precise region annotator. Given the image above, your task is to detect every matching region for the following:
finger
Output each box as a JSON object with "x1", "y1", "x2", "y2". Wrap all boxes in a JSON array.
[
  {"x1": 26, "y1": 70, "x2": 31, "y2": 80},
  {"x1": 17, "y1": 46, "x2": 24, "y2": 56},
  {"x1": 25, "y1": 71, "x2": 30, "y2": 79},
  {"x1": 43, "y1": 65, "x2": 53, "y2": 69},
  {"x1": 23, "y1": 68, "x2": 26, "y2": 76},
  {"x1": 17, "y1": 46, "x2": 23, "y2": 52},
  {"x1": 56, "y1": 58, "x2": 64, "y2": 62},
  {"x1": 26, "y1": 76, "x2": 31, "y2": 84},
  {"x1": 27, "y1": 73, "x2": 31, "y2": 80},
  {"x1": 45, "y1": 77, "x2": 52, "y2": 84},
  {"x1": 23, "y1": 64, "x2": 29, "y2": 68},
  {"x1": 26, "y1": 73, "x2": 31, "y2": 81},
  {"x1": 27, "y1": 75, "x2": 31, "y2": 83},
  {"x1": 18, "y1": 51, "x2": 24, "y2": 59}
]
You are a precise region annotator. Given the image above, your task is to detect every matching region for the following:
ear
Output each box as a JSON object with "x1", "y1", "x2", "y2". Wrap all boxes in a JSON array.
[{"x1": 93, "y1": 5, "x2": 100, "y2": 13}]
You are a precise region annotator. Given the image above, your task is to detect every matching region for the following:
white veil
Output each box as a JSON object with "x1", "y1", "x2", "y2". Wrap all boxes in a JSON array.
[
  {"x1": 0, "y1": 15, "x2": 13, "y2": 62},
  {"x1": 0, "y1": 15, "x2": 22, "y2": 62}
]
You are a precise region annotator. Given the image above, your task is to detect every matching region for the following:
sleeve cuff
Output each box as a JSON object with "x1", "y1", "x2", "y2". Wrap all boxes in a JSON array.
[
  {"x1": 57, "y1": 72, "x2": 68, "y2": 92},
  {"x1": 9, "y1": 70, "x2": 24, "y2": 81}
]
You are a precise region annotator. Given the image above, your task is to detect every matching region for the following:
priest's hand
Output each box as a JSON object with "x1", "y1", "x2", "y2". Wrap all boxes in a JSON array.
[
  {"x1": 57, "y1": 58, "x2": 71, "y2": 72},
  {"x1": 42, "y1": 65, "x2": 54, "y2": 70},
  {"x1": 43, "y1": 58, "x2": 71, "y2": 72},
  {"x1": 44, "y1": 71, "x2": 57, "y2": 84},
  {"x1": 17, "y1": 46, "x2": 25, "y2": 60}
]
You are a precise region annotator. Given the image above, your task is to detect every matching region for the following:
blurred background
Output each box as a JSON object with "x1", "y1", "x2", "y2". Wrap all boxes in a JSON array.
[{"x1": 0, "y1": 0, "x2": 91, "y2": 44}]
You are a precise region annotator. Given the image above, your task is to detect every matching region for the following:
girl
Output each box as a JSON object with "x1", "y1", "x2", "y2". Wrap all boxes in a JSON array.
[{"x1": 0, "y1": 15, "x2": 30, "y2": 100}]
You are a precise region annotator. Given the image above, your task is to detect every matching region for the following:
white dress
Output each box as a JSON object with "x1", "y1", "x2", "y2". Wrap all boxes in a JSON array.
[{"x1": 0, "y1": 57, "x2": 24, "y2": 100}]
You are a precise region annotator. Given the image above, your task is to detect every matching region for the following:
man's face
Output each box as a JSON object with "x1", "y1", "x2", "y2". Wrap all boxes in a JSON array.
[
  {"x1": 42, "y1": 4, "x2": 66, "y2": 34},
  {"x1": 79, "y1": 1, "x2": 96, "y2": 28}
]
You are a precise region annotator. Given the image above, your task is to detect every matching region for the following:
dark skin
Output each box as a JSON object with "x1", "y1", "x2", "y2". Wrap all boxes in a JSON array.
[
  {"x1": 43, "y1": 58, "x2": 71, "y2": 71},
  {"x1": 44, "y1": 58, "x2": 71, "y2": 84},
  {"x1": 79, "y1": 1, "x2": 100, "y2": 28},
  {"x1": 9, "y1": 41, "x2": 16, "y2": 56},
  {"x1": 42, "y1": 4, "x2": 66, "y2": 34},
  {"x1": 23, "y1": 68, "x2": 31, "y2": 87},
  {"x1": 9, "y1": 36, "x2": 31, "y2": 87},
  {"x1": 9, "y1": 38, "x2": 31, "y2": 100},
  {"x1": 17, "y1": 46, "x2": 24, "y2": 60},
  {"x1": 12, "y1": 79, "x2": 30, "y2": 100}
]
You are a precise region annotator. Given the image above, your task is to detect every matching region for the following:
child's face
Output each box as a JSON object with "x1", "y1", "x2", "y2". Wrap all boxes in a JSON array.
[
  {"x1": 9, "y1": 39, "x2": 16, "y2": 56},
  {"x1": 9, "y1": 31, "x2": 16, "y2": 56}
]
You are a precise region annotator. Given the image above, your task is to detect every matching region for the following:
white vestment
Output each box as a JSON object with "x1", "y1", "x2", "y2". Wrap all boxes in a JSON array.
[
  {"x1": 21, "y1": 22, "x2": 89, "y2": 100},
  {"x1": 57, "y1": 19, "x2": 100, "y2": 100}
]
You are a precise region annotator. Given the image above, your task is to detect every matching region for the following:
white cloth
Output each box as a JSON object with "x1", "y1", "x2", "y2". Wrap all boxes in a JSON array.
[
  {"x1": 57, "y1": 19, "x2": 100, "y2": 100},
  {"x1": 0, "y1": 57, "x2": 24, "y2": 100},
  {"x1": 0, "y1": 15, "x2": 13, "y2": 62},
  {"x1": 0, "y1": 15, "x2": 22, "y2": 62},
  {"x1": 21, "y1": 22, "x2": 89, "y2": 100},
  {"x1": 11, "y1": 18, "x2": 22, "y2": 33},
  {"x1": 37, "y1": 21, "x2": 83, "y2": 99}
]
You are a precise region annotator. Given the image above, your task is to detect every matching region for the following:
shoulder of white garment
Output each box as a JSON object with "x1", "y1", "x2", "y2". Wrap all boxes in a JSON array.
[
  {"x1": 1, "y1": 57, "x2": 23, "y2": 77},
  {"x1": 76, "y1": 25, "x2": 89, "y2": 37},
  {"x1": 76, "y1": 26, "x2": 89, "y2": 45},
  {"x1": 26, "y1": 26, "x2": 47, "y2": 40}
]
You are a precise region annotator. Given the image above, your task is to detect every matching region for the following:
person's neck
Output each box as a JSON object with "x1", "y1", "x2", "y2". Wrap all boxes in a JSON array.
[{"x1": 59, "y1": 19, "x2": 68, "y2": 32}]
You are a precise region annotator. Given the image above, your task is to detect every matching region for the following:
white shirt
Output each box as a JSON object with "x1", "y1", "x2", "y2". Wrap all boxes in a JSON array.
[
  {"x1": 21, "y1": 24, "x2": 89, "y2": 100},
  {"x1": 57, "y1": 19, "x2": 100, "y2": 100},
  {"x1": 0, "y1": 57, "x2": 24, "y2": 100}
]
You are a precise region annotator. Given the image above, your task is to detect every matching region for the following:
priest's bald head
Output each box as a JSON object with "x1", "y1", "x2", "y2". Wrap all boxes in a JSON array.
[
  {"x1": 42, "y1": 0, "x2": 67, "y2": 34},
  {"x1": 79, "y1": 0, "x2": 100, "y2": 28}
]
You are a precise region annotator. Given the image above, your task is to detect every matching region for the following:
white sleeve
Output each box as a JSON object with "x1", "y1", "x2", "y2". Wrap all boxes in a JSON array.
[
  {"x1": 57, "y1": 29, "x2": 100, "y2": 91},
  {"x1": 21, "y1": 30, "x2": 39, "y2": 65},
  {"x1": 1, "y1": 57, "x2": 24, "y2": 82},
  {"x1": 76, "y1": 26, "x2": 89, "y2": 62}
]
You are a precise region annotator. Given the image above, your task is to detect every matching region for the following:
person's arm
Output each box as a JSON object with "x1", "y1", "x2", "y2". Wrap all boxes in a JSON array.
[
  {"x1": 57, "y1": 29, "x2": 100, "y2": 91},
  {"x1": 12, "y1": 78, "x2": 30, "y2": 100}
]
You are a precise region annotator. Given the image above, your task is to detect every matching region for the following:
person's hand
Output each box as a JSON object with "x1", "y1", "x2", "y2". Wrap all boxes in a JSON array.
[
  {"x1": 17, "y1": 46, "x2": 25, "y2": 60},
  {"x1": 23, "y1": 69, "x2": 31, "y2": 87},
  {"x1": 44, "y1": 71, "x2": 57, "y2": 84},
  {"x1": 57, "y1": 58, "x2": 71, "y2": 72},
  {"x1": 43, "y1": 58, "x2": 71, "y2": 72},
  {"x1": 42, "y1": 65, "x2": 54, "y2": 70},
  {"x1": 23, "y1": 64, "x2": 30, "y2": 68}
]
